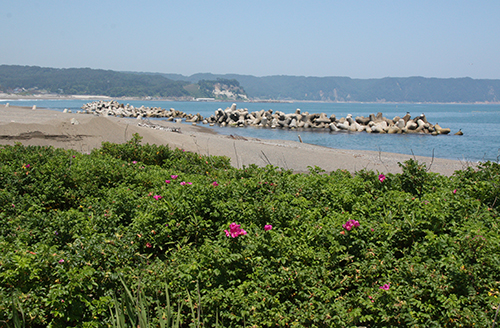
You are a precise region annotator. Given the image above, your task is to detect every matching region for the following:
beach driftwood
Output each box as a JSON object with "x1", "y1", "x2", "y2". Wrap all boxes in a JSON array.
[{"x1": 137, "y1": 121, "x2": 181, "y2": 133}]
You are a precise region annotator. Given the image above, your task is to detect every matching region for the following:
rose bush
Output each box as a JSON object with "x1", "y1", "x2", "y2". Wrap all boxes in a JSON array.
[{"x1": 0, "y1": 138, "x2": 498, "y2": 327}]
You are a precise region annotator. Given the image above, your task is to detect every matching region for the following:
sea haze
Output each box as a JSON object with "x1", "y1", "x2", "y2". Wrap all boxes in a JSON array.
[{"x1": 1, "y1": 99, "x2": 499, "y2": 163}]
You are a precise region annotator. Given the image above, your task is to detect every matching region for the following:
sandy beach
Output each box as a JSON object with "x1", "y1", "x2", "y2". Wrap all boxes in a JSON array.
[{"x1": 0, "y1": 104, "x2": 471, "y2": 176}]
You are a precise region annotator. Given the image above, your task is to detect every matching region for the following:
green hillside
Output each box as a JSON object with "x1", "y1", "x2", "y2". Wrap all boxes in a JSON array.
[
  {"x1": 1, "y1": 65, "x2": 499, "y2": 102},
  {"x1": 165, "y1": 73, "x2": 500, "y2": 103},
  {"x1": 0, "y1": 65, "x2": 191, "y2": 98}
]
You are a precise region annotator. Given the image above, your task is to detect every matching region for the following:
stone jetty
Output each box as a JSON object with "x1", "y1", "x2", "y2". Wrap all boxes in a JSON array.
[
  {"x1": 79, "y1": 100, "x2": 199, "y2": 122},
  {"x1": 205, "y1": 104, "x2": 451, "y2": 135},
  {"x1": 79, "y1": 101, "x2": 453, "y2": 135}
]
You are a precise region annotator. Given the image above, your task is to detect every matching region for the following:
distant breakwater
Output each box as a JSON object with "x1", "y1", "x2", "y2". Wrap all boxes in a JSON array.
[{"x1": 79, "y1": 100, "x2": 459, "y2": 135}]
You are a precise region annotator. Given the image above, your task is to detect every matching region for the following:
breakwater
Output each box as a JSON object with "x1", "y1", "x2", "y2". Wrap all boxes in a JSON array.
[
  {"x1": 79, "y1": 100, "x2": 196, "y2": 121},
  {"x1": 80, "y1": 100, "x2": 455, "y2": 135}
]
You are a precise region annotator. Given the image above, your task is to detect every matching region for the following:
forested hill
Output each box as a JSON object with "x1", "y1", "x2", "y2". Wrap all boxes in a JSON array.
[
  {"x1": 164, "y1": 73, "x2": 500, "y2": 103},
  {"x1": 2, "y1": 65, "x2": 499, "y2": 102},
  {"x1": 0, "y1": 65, "x2": 192, "y2": 98}
]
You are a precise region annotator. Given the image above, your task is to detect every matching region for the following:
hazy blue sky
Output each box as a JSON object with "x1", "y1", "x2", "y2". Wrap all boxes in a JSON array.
[{"x1": 2, "y1": 0, "x2": 499, "y2": 79}]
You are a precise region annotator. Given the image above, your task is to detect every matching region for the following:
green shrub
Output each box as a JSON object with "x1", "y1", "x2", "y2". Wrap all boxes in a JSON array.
[{"x1": 0, "y1": 141, "x2": 499, "y2": 327}]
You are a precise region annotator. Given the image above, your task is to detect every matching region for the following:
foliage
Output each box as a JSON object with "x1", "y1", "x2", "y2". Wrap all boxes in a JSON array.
[
  {"x1": 0, "y1": 139, "x2": 499, "y2": 327},
  {"x1": 0, "y1": 65, "x2": 191, "y2": 98},
  {"x1": 0, "y1": 65, "x2": 250, "y2": 100}
]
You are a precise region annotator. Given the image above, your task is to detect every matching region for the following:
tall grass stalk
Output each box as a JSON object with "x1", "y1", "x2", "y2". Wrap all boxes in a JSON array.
[{"x1": 109, "y1": 278, "x2": 214, "y2": 328}]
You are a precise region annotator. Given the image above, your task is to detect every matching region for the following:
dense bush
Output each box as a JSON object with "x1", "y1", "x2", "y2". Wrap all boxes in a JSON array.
[{"x1": 0, "y1": 137, "x2": 499, "y2": 327}]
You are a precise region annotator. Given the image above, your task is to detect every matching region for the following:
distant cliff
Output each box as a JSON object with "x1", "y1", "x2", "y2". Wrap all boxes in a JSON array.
[{"x1": 164, "y1": 73, "x2": 500, "y2": 103}]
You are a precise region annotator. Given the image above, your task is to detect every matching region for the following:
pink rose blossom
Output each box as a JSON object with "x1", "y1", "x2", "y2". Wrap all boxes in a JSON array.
[
  {"x1": 225, "y1": 222, "x2": 247, "y2": 238},
  {"x1": 378, "y1": 174, "x2": 386, "y2": 182},
  {"x1": 453, "y1": 189, "x2": 457, "y2": 194},
  {"x1": 153, "y1": 195, "x2": 162, "y2": 200},
  {"x1": 165, "y1": 180, "x2": 171, "y2": 184},
  {"x1": 171, "y1": 175, "x2": 178, "y2": 179},
  {"x1": 342, "y1": 219, "x2": 360, "y2": 231},
  {"x1": 146, "y1": 243, "x2": 152, "y2": 248},
  {"x1": 379, "y1": 283, "x2": 390, "y2": 290},
  {"x1": 212, "y1": 181, "x2": 219, "y2": 186},
  {"x1": 264, "y1": 224, "x2": 273, "y2": 231},
  {"x1": 180, "y1": 181, "x2": 186, "y2": 186},
  {"x1": 58, "y1": 259, "x2": 64, "y2": 264}
]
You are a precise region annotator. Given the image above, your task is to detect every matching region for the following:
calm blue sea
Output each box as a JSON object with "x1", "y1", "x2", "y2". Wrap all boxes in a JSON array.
[{"x1": 1, "y1": 99, "x2": 499, "y2": 162}]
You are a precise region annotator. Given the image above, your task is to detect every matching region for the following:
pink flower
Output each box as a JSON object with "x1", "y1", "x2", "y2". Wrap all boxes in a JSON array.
[
  {"x1": 26, "y1": 164, "x2": 30, "y2": 168},
  {"x1": 225, "y1": 222, "x2": 247, "y2": 238},
  {"x1": 132, "y1": 161, "x2": 137, "y2": 164},
  {"x1": 146, "y1": 243, "x2": 152, "y2": 248},
  {"x1": 342, "y1": 219, "x2": 360, "y2": 231},
  {"x1": 212, "y1": 181, "x2": 219, "y2": 186},
  {"x1": 453, "y1": 189, "x2": 457, "y2": 194},
  {"x1": 58, "y1": 259, "x2": 64, "y2": 264},
  {"x1": 379, "y1": 283, "x2": 390, "y2": 290},
  {"x1": 264, "y1": 224, "x2": 273, "y2": 231},
  {"x1": 378, "y1": 174, "x2": 386, "y2": 182},
  {"x1": 165, "y1": 180, "x2": 171, "y2": 184},
  {"x1": 187, "y1": 182, "x2": 192, "y2": 185},
  {"x1": 153, "y1": 195, "x2": 162, "y2": 200},
  {"x1": 171, "y1": 175, "x2": 178, "y2": 179},
  {"x1": 180, "y1": 181, "x2": 186, "y2": 186}
]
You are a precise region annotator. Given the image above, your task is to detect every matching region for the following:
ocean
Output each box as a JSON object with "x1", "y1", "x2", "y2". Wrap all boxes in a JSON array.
[{"x1": 1, "y1": 99, "x2": 499, "y2": 163}]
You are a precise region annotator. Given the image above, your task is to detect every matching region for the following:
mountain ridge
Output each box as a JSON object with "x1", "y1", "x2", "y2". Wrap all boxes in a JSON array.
[
  {"x1": 1, "y1": 65, "x2": 499, "y2": 103},
  {"x1": 162, "y1": 73, "x2": 500, "y2": 103}
]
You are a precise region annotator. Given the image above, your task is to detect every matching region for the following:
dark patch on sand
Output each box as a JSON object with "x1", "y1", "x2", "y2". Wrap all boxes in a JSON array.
[{"x1": 0, "y1": 131, "x2": 92, "y2": 141}]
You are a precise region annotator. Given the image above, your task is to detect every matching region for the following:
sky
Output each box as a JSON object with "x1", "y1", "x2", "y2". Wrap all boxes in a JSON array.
[{"x1": 1, "y1": 0, "x2": 499, "y2": 79}]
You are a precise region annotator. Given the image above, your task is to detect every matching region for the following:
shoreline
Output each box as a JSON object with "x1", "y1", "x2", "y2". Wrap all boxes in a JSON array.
[
  {"x1": 1, "y1": 93, "x2": 499, "y2": 105},
  {"x1": 0, "y1": 104, "x2": 474, "y2": 176}
]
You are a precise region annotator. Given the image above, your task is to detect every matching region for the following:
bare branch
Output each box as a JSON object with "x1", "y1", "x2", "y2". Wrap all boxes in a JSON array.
[
  {"x1": 260, "y1": 150, "x2": 272, "y2": 166},
  {"x1": 378, "y1": 147, "x2": 389, "y2": 172},
  {"x1": 427, "y1": 148, "x2": 435, "y2": 172},
  {"x1": 233, "y1": 141, "x2": 240, "y2": 168}
]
